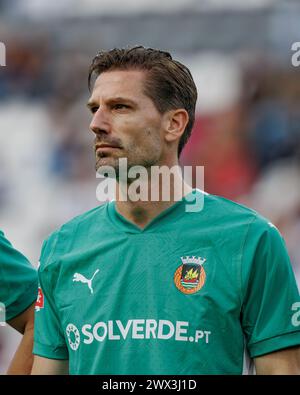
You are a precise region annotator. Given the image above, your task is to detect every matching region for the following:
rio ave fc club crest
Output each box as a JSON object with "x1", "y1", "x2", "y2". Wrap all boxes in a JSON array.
[{"x1": 174, "y1": 256, "x2": 206, "y2": 295}]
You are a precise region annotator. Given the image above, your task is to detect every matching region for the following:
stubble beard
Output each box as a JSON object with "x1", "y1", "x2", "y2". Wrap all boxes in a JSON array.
[
  {"x1": 95, "y1": 146, "x2": 161, "y2": 183},
  {"x1": 95, "y1": 127, "x2": 162, "y2": 183}
]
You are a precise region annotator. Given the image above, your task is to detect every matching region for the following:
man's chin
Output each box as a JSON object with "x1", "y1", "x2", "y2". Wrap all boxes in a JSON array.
[
  {"x1": 95, "y1": 157, "x2": 116, "y2": 172},
  {"x1": 95, "y1": 157, "x2": 120, "y2": 175}
]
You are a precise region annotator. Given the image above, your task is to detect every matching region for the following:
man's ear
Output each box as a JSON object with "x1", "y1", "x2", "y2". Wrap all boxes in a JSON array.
[{"x1": 164, "y1": 109, "x2": 189, "y2": 144}]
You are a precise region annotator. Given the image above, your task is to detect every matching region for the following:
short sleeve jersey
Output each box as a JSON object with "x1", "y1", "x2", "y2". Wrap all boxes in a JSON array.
[
  {"x1": 33, "y1": 190, "x2": 300, "y2": 374},
  {"x1": 0, "y1": 230, "x2": 38, "y2": 321}
]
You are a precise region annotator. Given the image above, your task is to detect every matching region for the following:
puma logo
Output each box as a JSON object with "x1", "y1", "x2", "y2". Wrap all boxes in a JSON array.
[{"x1": 72, "y1": 269, "x2": 100, "y2": 294}]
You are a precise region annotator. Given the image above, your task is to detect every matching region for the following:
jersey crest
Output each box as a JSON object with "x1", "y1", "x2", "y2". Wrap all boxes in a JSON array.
[{"x1": 174, "y1": 256, "x2": 206, "y2": 294}]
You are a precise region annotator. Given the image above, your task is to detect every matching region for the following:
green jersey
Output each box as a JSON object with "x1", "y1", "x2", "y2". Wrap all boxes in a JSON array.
[
  {"x1": 0, "y1": 230, "x2": 38, "y2": 321},
  {"x1": 33, "y1": 190, "x2": 300, "y2": 374}
]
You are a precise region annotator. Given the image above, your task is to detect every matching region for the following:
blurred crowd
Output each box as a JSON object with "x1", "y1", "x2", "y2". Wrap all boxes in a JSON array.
[
  {"x1": 0, "y1": 0, "x2": 300, "y2": 373},
  {"x1": 1, "y1": 36, "x2": 299, "y2": 275}
]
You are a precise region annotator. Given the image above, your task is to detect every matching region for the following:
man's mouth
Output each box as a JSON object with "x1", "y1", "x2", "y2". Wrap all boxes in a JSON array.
[{"x1": 95, "y1": 144, "x2": 122, "y2": 153}]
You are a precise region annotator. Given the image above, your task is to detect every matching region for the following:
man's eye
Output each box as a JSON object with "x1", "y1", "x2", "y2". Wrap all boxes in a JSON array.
[
  {"x1": 114, "y1": 104, "x2": 129, "y2": 110},
  {"x1": 90, "y1": 107, "x2": 98, "y2": 114}
]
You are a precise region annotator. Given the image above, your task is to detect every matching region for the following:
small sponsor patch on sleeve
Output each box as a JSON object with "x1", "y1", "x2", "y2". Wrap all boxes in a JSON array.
[{"x1": 35, "y1": 287, "x2": 44, "y2": 311}]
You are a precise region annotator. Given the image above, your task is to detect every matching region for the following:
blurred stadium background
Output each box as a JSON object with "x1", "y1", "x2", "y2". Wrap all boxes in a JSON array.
[{"x1": 0, "y1": 0, "x2": 300, "y2": 373}]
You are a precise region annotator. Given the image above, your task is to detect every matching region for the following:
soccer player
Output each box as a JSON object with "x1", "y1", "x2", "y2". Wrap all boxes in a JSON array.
[
  {"x1": 32, "y1": 46, "x2": 300, "y2": 375},
  {"x1": 0, "y1": 230, "x2": 38, "y2": 374}
]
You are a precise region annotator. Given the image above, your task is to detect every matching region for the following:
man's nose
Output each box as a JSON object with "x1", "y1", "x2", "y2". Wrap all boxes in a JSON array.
[{"x1": 89, "y1": 108, "x2": 111, "y2": 135}]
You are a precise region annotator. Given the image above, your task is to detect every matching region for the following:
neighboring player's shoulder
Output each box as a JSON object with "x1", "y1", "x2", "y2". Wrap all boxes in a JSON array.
[
  {"x1": 0, "y1": 229, "x2": 15, "y2": 247},
  {"x1": 0, "y1": 229, "x2": 8, "y2": 247},
  {"x1": 39, "y1": 203, "x2": 108, "y2": 269}
]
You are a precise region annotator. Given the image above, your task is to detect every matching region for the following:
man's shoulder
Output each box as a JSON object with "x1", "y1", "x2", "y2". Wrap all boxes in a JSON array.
[
  {"x1": 199, "y1": 193, "x2": 284, "y2": 261},
  {"x1": 205, "y1": 192, "x2": 255, "y2": 215},
  {"x1": 61, "y1": 203, "x2": 108, "y2": 230},
  {"x1": 203, "y1": 192, "x2": 275, "y2": 232},
  {"x1": 39, "y1": 203, "x2": 109, "y2": 269}
]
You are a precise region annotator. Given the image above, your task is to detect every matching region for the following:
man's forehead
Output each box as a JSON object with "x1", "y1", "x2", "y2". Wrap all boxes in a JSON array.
[{"x1": 91, "y1": 69, "x2": 146, "y2": 97}]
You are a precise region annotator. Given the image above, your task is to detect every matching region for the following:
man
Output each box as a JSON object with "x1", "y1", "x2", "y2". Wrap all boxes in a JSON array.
[
  {"x1": 32, "y1": 46, "x2": 300, "y2": 375},
  {"x1": 0, "y1": 230, "x2": 38, "y2": 374}
]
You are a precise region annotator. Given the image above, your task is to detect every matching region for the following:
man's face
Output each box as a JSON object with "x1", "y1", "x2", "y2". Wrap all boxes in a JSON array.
[{"x1": 88, "y1": 70, "x2": 165, "y2": 174}]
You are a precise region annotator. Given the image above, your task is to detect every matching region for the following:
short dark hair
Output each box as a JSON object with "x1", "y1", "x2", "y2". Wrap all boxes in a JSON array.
[{"x1": 88, "y1": 46, "x2": 197, "y2": 156}]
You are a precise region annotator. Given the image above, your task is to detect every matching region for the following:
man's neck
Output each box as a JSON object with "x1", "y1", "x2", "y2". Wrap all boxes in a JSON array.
[{"x1": 114, "y1": 166, "x2": 192, "y2": 229}]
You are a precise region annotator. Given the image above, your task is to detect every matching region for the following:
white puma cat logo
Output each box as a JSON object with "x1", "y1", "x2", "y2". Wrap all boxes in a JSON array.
[{"x1": 72, "y1": 269, "x2": 99, "y2": 294}]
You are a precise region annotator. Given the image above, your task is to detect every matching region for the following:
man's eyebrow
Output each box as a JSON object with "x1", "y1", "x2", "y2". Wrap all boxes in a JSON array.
[
  {"x1": 108, "y1": 97, "x2": 137, "y2": 105},
  {"x1": 87, "y1": 98, "x2": 101, "y2": 109},
  {"x1": 86, "y1": 100, "x2": 96, "y2": 109},
  {"x1": 86, "y1": 97, "x2": 137, "y2": 108}
]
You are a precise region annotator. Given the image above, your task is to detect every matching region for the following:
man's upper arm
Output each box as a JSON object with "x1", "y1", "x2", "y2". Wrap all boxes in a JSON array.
[
  {"x1": 241, "y1": 219, "x2": 300, "y2": 358},
  {"x1": 33, "y1": 233, "x2": 69, "y2": 364},
  {"x1": 7, "y1": 302, "x2": 35, "y2": 334},
  {"x1": 7, "y1": 302, "x2": 36, "y2": 374},
  {"x1": 254, "y1": 346, "x2": 300, "y2": 375},
  {"x1": 31, "y1": 356, "x2": 69, "y2": 375},
  {"x1": 0, "y1": 230, "x2": 38, "y2": 322}
]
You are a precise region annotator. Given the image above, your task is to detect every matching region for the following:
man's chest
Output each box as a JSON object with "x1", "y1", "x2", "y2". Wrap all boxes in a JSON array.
[{"x1": 54, "y1": 233, "x2": 242, "y2": 333}]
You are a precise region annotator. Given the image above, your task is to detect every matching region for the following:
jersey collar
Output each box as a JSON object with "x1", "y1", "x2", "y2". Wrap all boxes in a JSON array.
[{"x1": 106, "y1": 189, "x2": 204, "y2": 234}]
